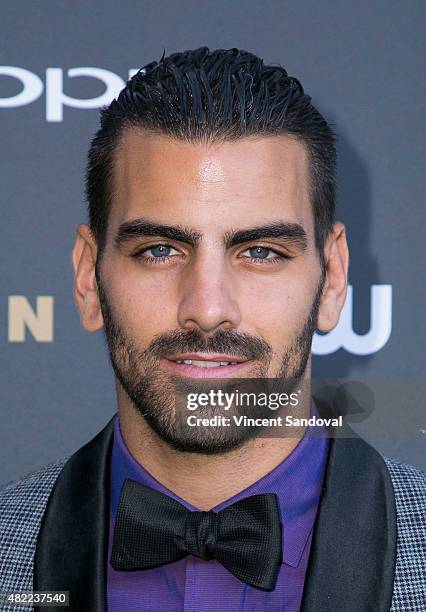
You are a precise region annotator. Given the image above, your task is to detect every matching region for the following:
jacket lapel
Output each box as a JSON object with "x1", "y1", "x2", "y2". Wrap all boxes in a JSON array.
[
  {"x1": 33, "y1": 417, "x2": 115, "y2": 612},
  {"x1": 301, "y1": 417, "x2": 397, "y2": 611}
]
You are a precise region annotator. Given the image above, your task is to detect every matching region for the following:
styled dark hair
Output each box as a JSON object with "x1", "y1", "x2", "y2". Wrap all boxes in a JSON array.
[{"x1": 86, "y1": 47, "x2": 336, "y2": 261}]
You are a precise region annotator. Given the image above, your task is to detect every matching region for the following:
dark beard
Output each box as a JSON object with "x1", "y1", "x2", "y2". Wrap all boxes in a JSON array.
[{"x1": 96, "y1": 269, "x2": 324, "y2": 454}]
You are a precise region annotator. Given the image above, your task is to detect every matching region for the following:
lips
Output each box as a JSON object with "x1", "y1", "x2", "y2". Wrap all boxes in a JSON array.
[
  {"x1": 161, "y1": 354, "x2": 251, "y2": 379},
  {"x1": 175, "y1": 359, "x2": 240, "y2": 367}
]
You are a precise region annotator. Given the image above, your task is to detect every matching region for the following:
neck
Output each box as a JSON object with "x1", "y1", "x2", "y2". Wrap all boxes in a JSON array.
[{"x1": 117, "y1": 381, "x2": 311, "y2": 511}]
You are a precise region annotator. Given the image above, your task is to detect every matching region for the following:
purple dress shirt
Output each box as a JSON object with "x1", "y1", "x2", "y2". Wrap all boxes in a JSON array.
[{"x1": 107, "y1": 403, "x2": 329, "y2": 611}]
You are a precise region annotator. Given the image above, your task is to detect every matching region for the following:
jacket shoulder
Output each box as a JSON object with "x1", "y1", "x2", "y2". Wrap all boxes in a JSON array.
[
  {"x1": 0, "y1": 458, "x2": 68, "y2": 494},
  {"x1": 385, "y1": 457, "x2": 426, "y2": 516},
  {"x1": 0, "y1": 458, "x2": 68, "y2": 594},
  {"x1": 384, "y1": 458, "x2": 426, "y2": 611},
  {"x1": 385, "y1": 456, "x2": 426, "y2": 483}
]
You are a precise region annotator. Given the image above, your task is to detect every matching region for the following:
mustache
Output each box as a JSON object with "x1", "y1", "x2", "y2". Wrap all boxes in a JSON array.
[{"x1": 146, "y1": 329, "x2": 272, "y2": 361}]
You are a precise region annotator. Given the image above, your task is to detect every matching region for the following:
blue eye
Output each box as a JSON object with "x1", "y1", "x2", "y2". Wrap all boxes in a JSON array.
[
  {"x1": 248, "y1": 247, "x2": 270, "y2": 259},
  {"x1": 240, "y1": 246, "x2": 290, "y2": 265},
  {"x1": 149, "y1": 245, "x2": 172, "y2": 257},
  {"x1": 133, "y1": 244, "x2": 182, "y2": 264}
]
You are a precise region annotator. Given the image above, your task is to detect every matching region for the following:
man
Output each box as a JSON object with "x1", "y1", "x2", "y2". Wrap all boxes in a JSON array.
[{"x1": 0, "y1": 47, "x2": 424, "y2": 612}]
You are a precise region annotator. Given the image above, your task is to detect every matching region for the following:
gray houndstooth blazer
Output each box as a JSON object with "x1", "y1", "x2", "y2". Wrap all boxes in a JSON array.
[{"x1": 0, "y1": 414, "x2": 425, "y2": 612}]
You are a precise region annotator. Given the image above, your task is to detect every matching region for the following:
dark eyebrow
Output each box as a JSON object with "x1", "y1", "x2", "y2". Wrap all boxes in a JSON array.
[
  {"x1": 115, "y1": 218, "x2": 308, "y2": 251},
  {"x1": 115, "y1": 219, "x2": 202, "y2": 248},
  {"x1": 224, "y1": 222, "x2": 308, "y2": 250}
]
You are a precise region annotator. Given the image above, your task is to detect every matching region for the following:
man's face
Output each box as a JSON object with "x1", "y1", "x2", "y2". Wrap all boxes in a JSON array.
[{"x1": 89, "y1": 131, "x2": 326, "y2": 452}]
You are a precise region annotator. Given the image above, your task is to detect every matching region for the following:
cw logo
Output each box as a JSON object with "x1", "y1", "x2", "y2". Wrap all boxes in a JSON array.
[
  {"x1": 0, "y1": 66, "x2": 139, "y2": 121},
  {"x1": 8, "y1": 285, "x2": 392, "y2": 356}
]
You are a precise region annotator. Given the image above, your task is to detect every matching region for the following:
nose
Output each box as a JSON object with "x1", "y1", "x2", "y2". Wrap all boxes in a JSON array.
[{"x1": 177, "y1": 256, "x2": 241, "y2": 334}]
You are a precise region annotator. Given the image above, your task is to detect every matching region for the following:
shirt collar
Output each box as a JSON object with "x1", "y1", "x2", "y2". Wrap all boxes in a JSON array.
[{"x1": 110, "y1": 400, "x2": 329, "y2": 568}]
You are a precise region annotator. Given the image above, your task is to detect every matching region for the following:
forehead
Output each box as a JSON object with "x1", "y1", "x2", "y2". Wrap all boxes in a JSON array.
[{"x1": 109, "y1": 129, "x2": 313, "y2": 238}]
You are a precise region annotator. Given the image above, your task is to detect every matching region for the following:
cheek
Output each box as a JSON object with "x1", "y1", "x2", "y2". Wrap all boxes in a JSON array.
[
  {"x1": 239, "y1": 276, "x2": 315, "y2": 342},
  {"x1": 106, "y1": 264, "x2": 180, "y2": 339}
]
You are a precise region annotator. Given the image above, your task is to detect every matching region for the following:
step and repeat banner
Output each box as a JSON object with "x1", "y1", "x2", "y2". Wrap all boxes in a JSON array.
[{"x1": 1, "y1": 1, "x2": 425, "y2": 483}]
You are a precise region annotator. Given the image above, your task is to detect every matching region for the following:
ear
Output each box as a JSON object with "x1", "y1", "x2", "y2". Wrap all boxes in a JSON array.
[
  {"x1": 317, "y1": 221, "x2": 349, "y2": 333},
  {"x1": 72, "y1": 224, "x2": 104, "y2": 332}
]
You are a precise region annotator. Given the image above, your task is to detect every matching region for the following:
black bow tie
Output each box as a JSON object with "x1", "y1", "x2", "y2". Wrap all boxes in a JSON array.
[{"x1": 110, "y1": 479, "x2": 283, "y2": 591}]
